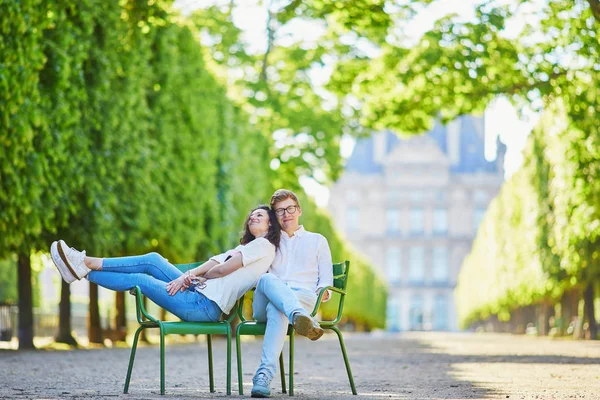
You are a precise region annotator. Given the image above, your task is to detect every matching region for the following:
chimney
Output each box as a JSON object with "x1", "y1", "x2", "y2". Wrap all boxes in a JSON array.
[
  {"x1": 496, "y1": 135, "x2": 507, "y2": 177},
  {"x1": 373, "y1": 131, "x2": 387, "y2": 164},
  {"x1": 447, "y1": 119, "x2": 461, "y2": 166}
]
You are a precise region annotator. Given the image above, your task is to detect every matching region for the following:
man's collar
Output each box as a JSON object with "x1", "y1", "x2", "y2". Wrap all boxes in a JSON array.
[{"x1": 283, "y1": 225, "x2": 305, "y2": 238}]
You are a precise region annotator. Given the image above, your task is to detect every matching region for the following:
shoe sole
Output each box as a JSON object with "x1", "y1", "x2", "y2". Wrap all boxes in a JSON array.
[
  {"x1": 251, "y1": 391, "x2": 270, "y2": 398},
  {"x1": 293, "y1": 315, "x2": 324, "y2": 341},
  {"x1": 50, "y1": 241, "x2": 77, "y2": 284},
  {"x1": 58, "y1": 240, "x2": 89, "y2": 279}
]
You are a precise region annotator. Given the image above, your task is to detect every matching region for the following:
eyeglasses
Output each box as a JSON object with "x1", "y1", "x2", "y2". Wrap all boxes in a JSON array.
[{"x1": 274, "y1": 205, "x2": 299, "y2": 216}]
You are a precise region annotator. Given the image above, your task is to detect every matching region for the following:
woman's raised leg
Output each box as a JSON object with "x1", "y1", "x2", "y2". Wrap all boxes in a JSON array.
[
  {"x1": 88, "y1": 271, "x2": 201, "y2": 321},
  {"x1": 97, "y1": 252, "x2": 183, "y2": 283}
]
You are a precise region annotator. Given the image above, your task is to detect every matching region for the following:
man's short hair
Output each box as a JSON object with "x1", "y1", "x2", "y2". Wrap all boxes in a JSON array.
[{"x1": 270, "y1": 189, "x2": 300, "y2": 209}]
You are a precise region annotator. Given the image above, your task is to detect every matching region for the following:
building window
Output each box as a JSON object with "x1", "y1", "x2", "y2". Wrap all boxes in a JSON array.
[
  {"x1": 435, "y1": 190, "x2": 446, "y2": 202},
  {"x1": 410, "y1": 208, "x2": 424, "y2": 235},
  {"x1": 345, "y1": 190, "x2": 360, "y2": 202},
  {"x1": 386, "y1": 208, "x2": 401, "y2": 234},
  {"x1": 409, "y1": 294, "x2": 424, "y2": 330},
  {"x1": 347, "y1": 207, "x2": 359, "y2": 232},
  {"x1": 387, "y1": 189, "x2": 402, "y2": 201},
  {"x1": 473, "y1": 190, "x2": 487, "y2": 204},
  {"x1": 386, "y1": 296, "x2": 401, "y2": 332},
  {"x1": 433, "y1": 208, "x2": 448, "y2": 235},
  {"x1": 433, "y1": 295, "x2": 448, "y2": 330},
  {"x1": 408, "y1": 247, "x2": 424, "y2": 283},
  {"x1": 386, "y1": 247, "x2": 402, "y2": 285},
  {"x1": 432, "y1": 247, "x2": 449, "y2": 283},
  {"x1": 474, "y1": 207, "x2": 486, "y2": 231},
  {"x1": 410, "y1": 190, "x2": 424, "y2": 202}
]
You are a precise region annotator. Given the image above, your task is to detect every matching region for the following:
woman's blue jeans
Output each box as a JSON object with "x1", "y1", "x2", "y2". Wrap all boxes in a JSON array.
[{"x1": 87, "y1": 252, "x2": 222, "y2": 322}]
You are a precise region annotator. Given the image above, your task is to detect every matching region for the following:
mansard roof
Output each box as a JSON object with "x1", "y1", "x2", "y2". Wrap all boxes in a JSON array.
[{"x1": 345, "y1": 115, "x2": 500, "y2": 175}]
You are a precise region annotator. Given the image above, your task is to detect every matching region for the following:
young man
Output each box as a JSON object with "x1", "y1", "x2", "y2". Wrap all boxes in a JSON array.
[{"x1": 250, "y1": 189, "x2": 333, "y2": 398}]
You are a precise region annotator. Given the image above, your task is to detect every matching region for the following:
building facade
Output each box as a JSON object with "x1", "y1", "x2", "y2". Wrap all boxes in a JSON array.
[{"x1": 328, "y1": 116, "x2": 505, "y2": 331}]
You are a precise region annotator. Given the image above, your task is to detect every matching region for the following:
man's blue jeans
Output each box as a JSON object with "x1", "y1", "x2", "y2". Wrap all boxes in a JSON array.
[
  {"x1": 88, "y1": 252, "x2": 222, "y2": 322},
  {"x1": 252, "y1": 273, "x2": 317, "y2": 381}
]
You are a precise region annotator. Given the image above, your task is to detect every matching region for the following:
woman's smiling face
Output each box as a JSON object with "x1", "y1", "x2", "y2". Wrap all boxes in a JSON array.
[{"x1": 247, "y1": 208, "x2": 270, "y2": 237}]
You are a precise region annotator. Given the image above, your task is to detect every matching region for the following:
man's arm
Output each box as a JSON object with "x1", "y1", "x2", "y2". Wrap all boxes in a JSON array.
[{"x1": 315, "y1": 235, "x2": 334, "y2": 302}]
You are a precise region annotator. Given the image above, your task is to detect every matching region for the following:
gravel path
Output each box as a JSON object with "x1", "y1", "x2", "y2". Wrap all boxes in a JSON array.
[{"x1": 1, "y1": 331, "x2": 599, "y2": 399}]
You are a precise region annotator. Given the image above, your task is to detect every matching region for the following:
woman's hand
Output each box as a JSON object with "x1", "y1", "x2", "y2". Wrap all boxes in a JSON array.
[
  {"x1": 191, "y1": 275, "x2": 208, "y2": 289},
  {"x1": 166, "y1": 275, "x2": 189, "y2": 296}
]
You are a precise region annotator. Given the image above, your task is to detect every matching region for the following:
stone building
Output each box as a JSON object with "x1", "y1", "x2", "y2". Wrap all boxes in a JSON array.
[{"x1": 328, "y1": 115, "x2": 505, "y2": 331}]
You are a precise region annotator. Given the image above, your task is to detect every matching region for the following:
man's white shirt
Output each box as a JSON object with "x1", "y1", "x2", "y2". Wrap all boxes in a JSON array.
[{"x1": 269, "y1": 226, "x2": 333, "y2": 294}]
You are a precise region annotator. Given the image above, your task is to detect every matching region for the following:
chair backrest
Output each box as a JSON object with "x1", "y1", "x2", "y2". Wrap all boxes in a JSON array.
[
  {"x1": 174, "y1": 261, "x2": 203, "y2": 273},
  {"x1": 333, "y1": 261, "x2": 350, "y2": 291},
  {"x1": 324, "y1": 260, "x2": 350, "y2": 326}
]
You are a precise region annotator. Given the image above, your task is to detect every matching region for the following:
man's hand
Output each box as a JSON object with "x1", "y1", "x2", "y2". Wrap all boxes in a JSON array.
[
  {"x1": 317, "y1": 287, "x2": 331, "y2": 302},
  {"x1": 166, "y1": 275, "x2": 189, "y2": 296}
]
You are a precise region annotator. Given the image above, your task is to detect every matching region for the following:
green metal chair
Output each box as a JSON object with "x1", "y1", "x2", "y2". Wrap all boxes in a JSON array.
[
  {"x1": 123, "y1": 261, "x2": 236, "y2": 395},
  {"x1": 235, "y1": 260, "x2": 357, "y2": 396}
]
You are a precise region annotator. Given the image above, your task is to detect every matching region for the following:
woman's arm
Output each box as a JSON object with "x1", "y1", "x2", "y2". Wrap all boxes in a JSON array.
[
  {"x1": 203, "y1": 253, "x2": 244, "y2": 278},
  {"x1": 166, "y1": 259, "x2": 219, "y2": 295},
  {"x1": 188, "y1": 259, "x2": 219, "y2": 277}
]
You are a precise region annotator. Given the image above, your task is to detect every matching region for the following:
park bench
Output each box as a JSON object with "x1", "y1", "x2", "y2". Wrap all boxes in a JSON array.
[
  {"x1": 235, "y1": 260, "x2": 357, "y2": 396},
  {"x1": 123, "y1": 261, "x2": 236, "y2": 395}
]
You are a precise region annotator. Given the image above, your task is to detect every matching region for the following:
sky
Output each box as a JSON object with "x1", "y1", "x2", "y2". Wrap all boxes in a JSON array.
[{"x1": 175, "y1": 0, "x2": 541, "y2": 207}]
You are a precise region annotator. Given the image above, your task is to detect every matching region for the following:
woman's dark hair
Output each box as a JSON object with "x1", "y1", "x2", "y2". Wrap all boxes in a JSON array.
[{"x1": 240, "y1": 205, "x2": 281, "y2": 249}]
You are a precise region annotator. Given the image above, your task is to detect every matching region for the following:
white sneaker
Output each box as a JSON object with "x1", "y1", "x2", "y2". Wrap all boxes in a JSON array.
[
  {"x1": 57, "y1": 240, "x2": 90, "y2": 279},
  {"x1": 50, "y1": 241, "x2": 77, "y2": 283}
]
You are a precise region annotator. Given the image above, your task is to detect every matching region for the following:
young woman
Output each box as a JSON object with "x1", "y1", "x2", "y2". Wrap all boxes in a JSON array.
[{"x1": 49, "y1": 205, "x2": 280, "y2": 322}]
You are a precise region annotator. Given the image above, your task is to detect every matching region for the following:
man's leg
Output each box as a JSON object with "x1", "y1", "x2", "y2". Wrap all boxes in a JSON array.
[
  {"x1": 256, "y1": 274, "x2": 322, "y2": 340},
  {"x1": 252, "y1": 280, "x2": 270, "y2": 322},
  {"x1": 254, "y1": 274, "x2": 309, "y2": 320},
  {"x1": 251, "y1": 275, "x2": 320, "y2": 397}
]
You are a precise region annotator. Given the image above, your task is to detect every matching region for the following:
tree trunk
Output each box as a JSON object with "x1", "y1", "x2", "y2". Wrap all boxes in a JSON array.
[
  {"x1": 17, "y1": 252, "x2": 35, "y2": 349},
  {"x1": 55, "y1": 280, "x2": 77, "y2": 346},
  {"x1": 88, "y1": 282, "x2": 103, "y2": 344},
  {"x1": 115, "y1": 292, "x2": 127, "y2": 342},
  {"x1": 538, "y1": 302, "x2": 548, "y2": 336},
  {"x1": 584, "y1": 283, "x2": 598, "y2": 340}
]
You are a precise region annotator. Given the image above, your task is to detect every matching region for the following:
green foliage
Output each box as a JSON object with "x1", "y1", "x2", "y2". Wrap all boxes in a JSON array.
[
  {"x1": 456, "y1": 101, "x2": 600, "y2": 328},
  {"x1": 190, "y1": 5, "x2": 347, "y2": 187},
  {"x1": 0, "y1": 0, "x2": 386, "y2": 329},
  {"x1": 0, "y1": 256, "x2": 17, "y2": 304}
]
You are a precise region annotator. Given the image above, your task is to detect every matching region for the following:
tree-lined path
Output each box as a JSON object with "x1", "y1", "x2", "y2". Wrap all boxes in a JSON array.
[{"x1": 1, "y1": 332, "x2": 599, "y2": 399}]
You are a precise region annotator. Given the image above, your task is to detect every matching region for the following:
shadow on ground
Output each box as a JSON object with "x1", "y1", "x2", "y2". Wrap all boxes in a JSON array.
[{"x1": 1, "y1": 332, "x2": 599, "y2": 399}]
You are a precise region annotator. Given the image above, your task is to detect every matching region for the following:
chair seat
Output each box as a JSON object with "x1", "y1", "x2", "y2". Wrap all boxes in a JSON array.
[
  {"x1": 237, "y1": 321, "x2": 294, "y2": 336},
  {"x1": 161, "y1": 321, "x2": 232, "y2": 335},
  {"x1": 124, "y1": 260, "x2": 236, "y2": 395}
]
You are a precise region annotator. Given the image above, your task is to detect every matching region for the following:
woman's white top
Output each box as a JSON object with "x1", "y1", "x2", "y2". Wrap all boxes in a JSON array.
[{"x1": 198, "y1": 237, "x2": 275, "y2": 314}]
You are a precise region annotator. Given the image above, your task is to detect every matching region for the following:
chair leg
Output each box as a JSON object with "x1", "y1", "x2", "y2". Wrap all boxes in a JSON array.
[
  {"x1": 279, "y1": 352, "x2": 286, "y2": 394},
  {"x1": 124, "y1": 326, "x2": 145, "y2": 393},
  {"x1": 226, "y1": 327, "x2": 232, "y2": 395},
  {"x1": 289, "y1": 332, "x2": 294, "y2": 396},
  {"x1": 207, "y1": 334, "x2": 214, "y2": 393},
  {"x1": 331, "y1": 326, "x2": 357, "y2": 395},
  {"x1": 236, "y1": 326, "x2": 244, "y2": 395},
  {"x1": 160, "y1": 327, "x2": 166, "y2": 395}
]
